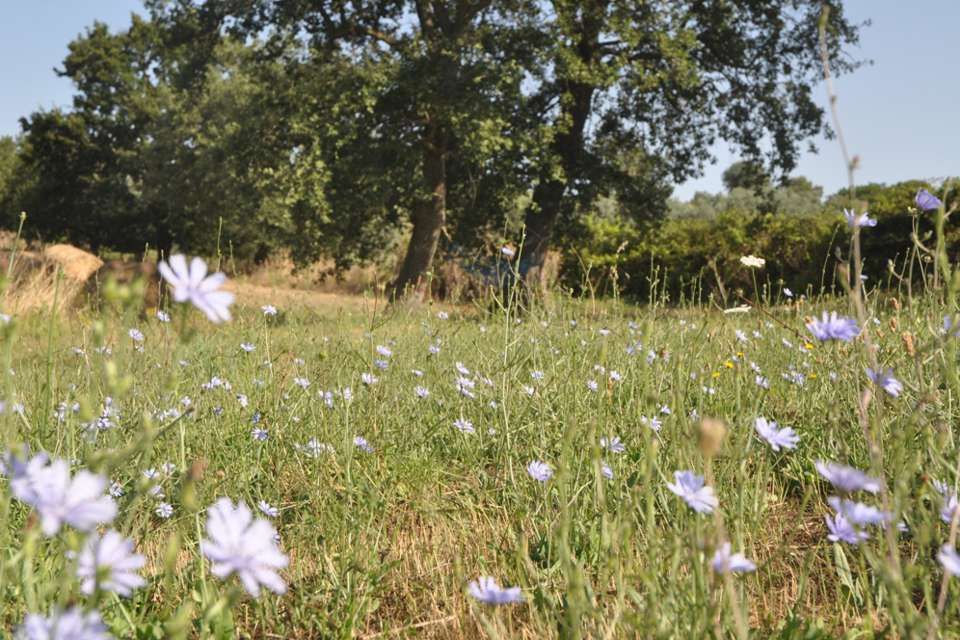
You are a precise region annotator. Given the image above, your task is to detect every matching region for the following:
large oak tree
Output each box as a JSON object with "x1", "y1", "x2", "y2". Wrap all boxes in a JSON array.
[
  {"x1": 519, "y1": 0, "x2": 862, "y2": 289},
  {"x1": 153, "y1": 0, "x2": 542, "y2": 299}
]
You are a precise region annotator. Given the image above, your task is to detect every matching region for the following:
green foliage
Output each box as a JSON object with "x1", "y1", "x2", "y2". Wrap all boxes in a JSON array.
[
  {"x1": 773, "y1": 177, "x2": 825, "y2": 216},
  {"x1": 825, "y1": 180, "x2": 932, "y2": 217},
  {"x1": 0, "y1": 137, "x2": 18, "y2": 207},
  {"x1": 5, "y1": 20, "x2": 324, "y2": 262},
  {"x1": 128, "y1": 0, "x2": 551, "y2": 282},
  {"x1": 566, "y1": 210, "x2": 836, "y2": 301},
  {"x1": 2, "y1": 1, "x2": 866, "y2": 288},
  {"x1": 568, "y1": 179, "x2": 955, "y2": 302},
  {"x1": 520, "y1": 0, "x2": 863, "y2": 277},
  {"x1": 669, "y1": 166, "x2": 826, "y2": 220},
  {"x1": 722, "y1": 161, "x2": 770, "y2": 192}
]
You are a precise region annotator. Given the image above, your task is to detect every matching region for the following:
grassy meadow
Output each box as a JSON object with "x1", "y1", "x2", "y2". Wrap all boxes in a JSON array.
[{"x1": 2, "y1": 270, "x2": 960, "y2": 638}]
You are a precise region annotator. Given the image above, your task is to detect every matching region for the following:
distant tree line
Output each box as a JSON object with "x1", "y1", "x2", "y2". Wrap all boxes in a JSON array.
[{"x1": 0, "y1": 1, "x2": 866, "y2": 299}]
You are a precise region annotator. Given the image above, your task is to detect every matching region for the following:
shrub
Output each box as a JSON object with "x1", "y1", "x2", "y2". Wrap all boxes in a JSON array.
[{"x1": 563, "y1": 201, "x2": 958, "y2": 303}]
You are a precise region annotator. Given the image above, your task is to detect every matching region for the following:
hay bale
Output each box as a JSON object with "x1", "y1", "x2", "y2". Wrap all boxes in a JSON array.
[
  {"x1": 0, "y1": 244, "x2": 103, "y2": 313},
  {"x1": 0, "y1": 230, "x2": 27, "y2": 252},
  {"x1": 0, "y1": 250, "x2": 44, "y2": 281},
  {"x1": 42, "y1": 244, "x2": 103, "y2": 281}
]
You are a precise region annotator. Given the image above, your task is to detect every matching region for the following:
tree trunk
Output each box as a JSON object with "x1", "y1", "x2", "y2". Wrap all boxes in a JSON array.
[
  {"x1": 155, "y1": 223, "x2": 173, "y2": 262},
  {"x1": 393, "y1": 128, "x2": 446, "y2": 301},
  {"x1": 521, "y1": 179, "x2": 564, "y2": 295},
  {"x1": 520, "y1": 84, "x2": 594, "y2": 292},
  {"x1": 520, "y1": 8, "x2": 601, "y2": 294}
]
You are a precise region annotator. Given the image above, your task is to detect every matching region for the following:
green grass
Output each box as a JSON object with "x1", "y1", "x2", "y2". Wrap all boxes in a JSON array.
[{"x1": 2, "y1": 288, "x2": 960, "y2": 638}]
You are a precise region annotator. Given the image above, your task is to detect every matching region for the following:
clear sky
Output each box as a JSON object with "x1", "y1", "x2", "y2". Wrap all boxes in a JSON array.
[{"x1": 1, "y1": 1, "x2": 956, "y2": 199}]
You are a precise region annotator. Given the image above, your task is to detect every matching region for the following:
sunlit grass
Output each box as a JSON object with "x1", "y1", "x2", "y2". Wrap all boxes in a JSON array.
[{"x1": 1, "y1": 287, "x2": 959, "y2": 638}]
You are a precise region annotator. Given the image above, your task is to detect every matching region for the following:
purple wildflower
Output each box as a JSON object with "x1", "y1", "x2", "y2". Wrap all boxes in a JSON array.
[
  {"x1": 827, "y1": 496, "x2": 890, "y2": 527},
  {"x1": 815, "y1": 460, "x2": 881, "y2": 494},
  {"x1": 754, "y1": 417, "x2": 799, "y2": 452},
  {"x1": 467, "y1": 576, "x2": 523, "y2": 605},
  {"x1": 453, "y1": 418, "x2": 475, "y2": 434},
  {"x1": 937, "y1": 488, "x2": 958, "y2": 525},
  {"x1": 258, "y1": 500, "x2": 279, "y2": 518},
  {"x1": 640, "y1": 416, "x2": 662, "y2": 433},
  {"x1": 201, "y1": 498, "x2": 288, "y2": 597},
  {"x1": 826, "y1": 513, "x2": 869, "y2": 545},
  {"x1": 843, "y1": 208, "x2": 877, "y2": 229},
  {"x1": 943, "y1": 316, "x2": 960, "y2": 337},
  {"x1": 916, "y1": 188, "x2": 943, "y2": 211},
  {"x1": 939, "y1": 545, "x2": 960, "y2": 576},
  {"x1": 527, "y1": 460, "x2": 553, "y2": 482},
  {"x1": 77, "y1": 530, "x2": 146, "y2": 597},
  {"x1": 711, "y1": 543, "x2": 756, "y2": 574},
  {"x1": 600, "y1": 436, "x2": 625, "y2": 453},
  {"x1": 13, "y1": 458, "x2": 117, "y2": 536},
  {"x1": 667, "y1": 470, "x2": 718, "y2": 514},
  {"x1": 3, "y1": 449, "x2": 49, "y2": 504},
  {"x1": 866, "y1": 367, "x2": 903, "y2": 398},
  {"x1": 158, "y1": 255, "x2": 234, "y2": 323},
  {"x1": 806, "y1": 312, "x2": 860, "y2": 342},
  {"x1": 16, "y1": 607, "x2": 111, "y2": 640}
]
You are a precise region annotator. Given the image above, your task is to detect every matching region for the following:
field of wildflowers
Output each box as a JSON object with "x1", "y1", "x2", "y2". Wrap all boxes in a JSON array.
[{"x1": 4, "y1": 189, "x2": 960, "y2": 638}]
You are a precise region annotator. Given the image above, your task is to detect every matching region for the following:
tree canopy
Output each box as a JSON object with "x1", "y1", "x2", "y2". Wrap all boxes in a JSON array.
[{"x1": 2, "y1": 0, "x2": 868, "y2": 299}]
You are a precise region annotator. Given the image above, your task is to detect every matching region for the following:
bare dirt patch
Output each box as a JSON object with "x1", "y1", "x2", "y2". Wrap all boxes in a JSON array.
[{"x1": 225, "y1": 280, "x2": 382, "y2": 315}]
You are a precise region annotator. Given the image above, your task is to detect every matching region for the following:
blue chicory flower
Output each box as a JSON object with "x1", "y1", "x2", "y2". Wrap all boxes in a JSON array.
[
  {"x1": 807, "y1": 312, "x2": 860, "y2": 342},
  {"x1": 916, "y1": 188, "x2": 943, "y2": 211}
]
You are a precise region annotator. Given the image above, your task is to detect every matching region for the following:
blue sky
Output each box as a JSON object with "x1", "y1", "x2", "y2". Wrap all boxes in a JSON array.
[{"x1": 1, "y1": 1, "x2": 956, "y2": 199}]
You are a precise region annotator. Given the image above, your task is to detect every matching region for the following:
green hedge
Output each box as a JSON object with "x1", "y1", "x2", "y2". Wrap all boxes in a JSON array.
[{"x1": 562, "y1": 207, "x2": 953, "y2": 303}]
